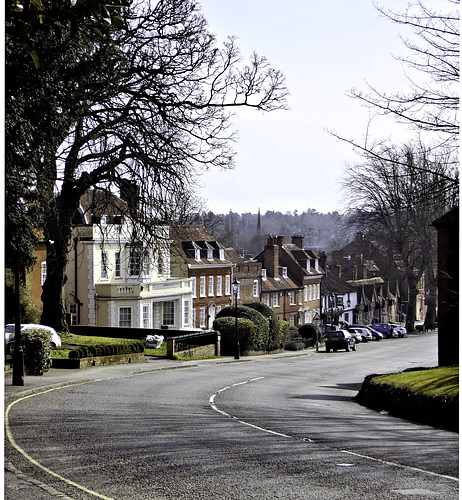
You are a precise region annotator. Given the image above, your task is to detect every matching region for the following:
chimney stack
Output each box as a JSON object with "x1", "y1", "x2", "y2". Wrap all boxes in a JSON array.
[{"x1": 291, "y1": 235, "x2": 304, "y2": 248}]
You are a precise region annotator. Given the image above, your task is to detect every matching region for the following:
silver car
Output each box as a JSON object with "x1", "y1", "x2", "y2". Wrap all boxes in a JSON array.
[{"x1": 5, "y1": 324, "x2": 62, "y2": 352}]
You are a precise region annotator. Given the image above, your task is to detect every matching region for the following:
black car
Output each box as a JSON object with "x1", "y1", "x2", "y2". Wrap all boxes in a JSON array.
[{"x1": 325, "y1": 330, "x2": 356, "y2": 353}]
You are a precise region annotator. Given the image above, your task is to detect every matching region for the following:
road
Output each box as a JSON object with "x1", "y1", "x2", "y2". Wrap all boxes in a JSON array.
[{"x1": 5, "y1": 331, "x2": 459, "y2": 499}]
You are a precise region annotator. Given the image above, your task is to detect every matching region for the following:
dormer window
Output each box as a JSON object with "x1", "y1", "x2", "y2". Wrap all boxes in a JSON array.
[
  {"x1": 306, "y1": 260, "x2": 311, "y2": 272},
  {"x1": 315, "y1": 259, "x2": 320, "y2": 272},
  {"x1": 279, "y1": 267, "x2": 288, "y2": 278},
  {"x1": 261, "y1": 269, "x2": 267, "y2": 280},
  {"x1": 219, "y1": 249, "x2": 225, "y2": 260},
  {"x1": 207, "y1": 248, "x2": 213, "y2": 260},
  {"x1": 195, "y1": 249, "x2": 201, "y2": 261},
  {"x1": 100, "y1": 215, "x2": 107, "y2": 225}
]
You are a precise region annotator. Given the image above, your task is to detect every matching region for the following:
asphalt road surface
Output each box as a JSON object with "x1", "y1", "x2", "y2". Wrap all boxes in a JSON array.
[{"x1": 5, "y1": 332, "x2": 459, "y2": 499}]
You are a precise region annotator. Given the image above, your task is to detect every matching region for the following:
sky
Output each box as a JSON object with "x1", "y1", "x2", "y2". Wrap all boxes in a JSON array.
[{"x1": 195, "y1": 0, "x2": 418, "y2": 215}]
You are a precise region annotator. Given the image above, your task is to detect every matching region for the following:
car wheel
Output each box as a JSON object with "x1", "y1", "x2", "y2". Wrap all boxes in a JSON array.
[
  {"x1": 326, "y1": 347, "x2": 330, "y2": 353},
  {"x1": 352, "y1": 344, "x2": 356, "y2": 351},
  {"x1": 345, "y1": 345, "x2": 349, "y2": 352}
]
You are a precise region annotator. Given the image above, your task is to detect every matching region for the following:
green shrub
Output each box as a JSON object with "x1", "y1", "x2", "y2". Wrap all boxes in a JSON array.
[
  {"x1": 216, "y1": 305, "x2": 270, "y2": 352},
  {"x1": 19, "y1": 328, "x2": 52, "y2": 375},
  {"x1": 244, "y1": 301, "x2": 283, "y2": 351},
  {"x1": 299, "y1": 323, "x2": 322, "y2": 340},
  {"x1": 213, "y1": 317, "x2": 258, "y2": 356},
  {"x1": 68, "y1": 340, "x2": 144, "y2": 358}
]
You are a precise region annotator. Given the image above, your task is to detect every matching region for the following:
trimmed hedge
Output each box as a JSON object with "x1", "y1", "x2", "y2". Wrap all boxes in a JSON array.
[
  {"x1": 10, "y1": 328, "x2": 53, "y2": 375},
  {"x1": 216, "y1": 305, "x2": 270, "y2": 351},
  {"x1": 69, "y1": 340, "x2": 145, "y2": 359},
  {"x1": 243, "y1": 302, "x2": 286, "y2": 351},
  {"x1": 213, "y1": 317, "x2": 258, "y2": 356}
]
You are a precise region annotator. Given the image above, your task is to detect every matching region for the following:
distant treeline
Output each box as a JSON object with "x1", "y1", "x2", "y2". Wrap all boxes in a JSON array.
[{"x1": 190, "y1": 209, "x2": 355, "y2": 257}]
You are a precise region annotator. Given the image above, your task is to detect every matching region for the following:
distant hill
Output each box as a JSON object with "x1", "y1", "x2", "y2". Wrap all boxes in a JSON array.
[{"x1": 189, "y1": 209, "x2": 354, "y2": 257}]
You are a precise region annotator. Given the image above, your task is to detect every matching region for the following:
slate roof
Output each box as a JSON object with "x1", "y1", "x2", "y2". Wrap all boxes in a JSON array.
[
  {"x1": 321, "y1": 271, "x2": 357, "y2": 296},
  {"x1": 170, "y1": 225, "x2": 237, "y2": 266}
]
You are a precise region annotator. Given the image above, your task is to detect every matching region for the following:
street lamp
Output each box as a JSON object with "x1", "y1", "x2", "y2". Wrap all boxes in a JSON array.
[{"x1": 232, "y1": 278, "x2": 240, "y2": 360}]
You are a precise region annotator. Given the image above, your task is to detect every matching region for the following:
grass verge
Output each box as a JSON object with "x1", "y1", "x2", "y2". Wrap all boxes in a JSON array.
[{"x1": 355, "y1": 366, "x2": 459, "y2": 432}]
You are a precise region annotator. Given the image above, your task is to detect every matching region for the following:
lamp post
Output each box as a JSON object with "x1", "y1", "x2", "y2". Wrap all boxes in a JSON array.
[{"x1": 232, "y1": 278, "x2": 240, "y2": 360}]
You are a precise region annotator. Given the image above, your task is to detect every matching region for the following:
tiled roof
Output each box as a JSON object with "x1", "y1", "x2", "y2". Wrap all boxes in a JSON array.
[{"x1": 170, "y1": 225, "x2": 236, "y2": 266}]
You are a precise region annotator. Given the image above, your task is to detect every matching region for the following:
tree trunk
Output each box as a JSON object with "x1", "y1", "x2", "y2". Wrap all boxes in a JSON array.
[
  {"x1": 405, "y1": 279, "x2": 418, "y2": 332},
  {"x1": 41, "y1": 237, "x2": 70, "y2": 332},
  {"x1": 40, "y1": 181, "x2": 82, "y2": 332}
]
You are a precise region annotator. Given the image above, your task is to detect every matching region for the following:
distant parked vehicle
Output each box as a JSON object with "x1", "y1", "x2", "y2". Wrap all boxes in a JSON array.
[
  {"x1": 350, "y1": 324, "x2": 382, "y2": 341},
  {"x1": 348, "y1": 327, "x2": 372, "y2": 342},
  {"x1": 5, "y1": 324, "x2": 61, "y2": 353},
  {"x1": 390, "y1": 324, "x2": 407, "y2": 337},
  {"x1": 368, "y1": 323, "x2": 397, "y2": 339},
  {"x1": 346, "y1": 329, "x2": 362, "y2": 343},
  {"x1": 325, "y1": 330, "x2": 356, "y2": 353}
]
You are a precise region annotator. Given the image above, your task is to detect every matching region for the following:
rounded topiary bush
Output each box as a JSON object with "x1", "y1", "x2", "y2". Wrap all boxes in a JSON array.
[
  {"x1": 213, "y1": 316, "x2": 258, "y2": 356},
  {"x1": 20, "y1": 328, "x2": 52, "y2": 375},
  {"x1": 243, "y1": 301, "x2": 283, "y2": 351},
  {"x1": 216, "y1": 305, "x2": 269, "y2": 351}
]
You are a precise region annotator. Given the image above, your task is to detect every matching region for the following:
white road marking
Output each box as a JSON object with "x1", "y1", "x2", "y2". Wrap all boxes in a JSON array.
[
  {"x1": 210, "y1": 378, "x2": 459, "y2": 483},
  {"x1": 5, "y1": 385, "x2": 115, "y2": 500}
]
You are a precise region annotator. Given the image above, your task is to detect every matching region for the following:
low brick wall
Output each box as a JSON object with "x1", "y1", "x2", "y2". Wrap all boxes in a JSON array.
[
  {"x1": 174, "y1": 344, "x2": 217, "y2": 359},
  {"x1": 166, "y1": 332, "x2": 220, "y2": 359},
  {"x1": 52, "y1": 353, "x2": 147, "y2": 370}
]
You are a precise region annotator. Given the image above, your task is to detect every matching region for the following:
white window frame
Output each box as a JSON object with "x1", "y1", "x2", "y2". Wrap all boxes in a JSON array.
[
  {"x1": 183, "y1": 300, "x2": 191, "y2": 326},
  {"x1": 101, "y1": 250, "x2": 108, "y2": 280},
  {"x1": 142, "y1": 304, "x2": 149, "y2": 328},
  {"x1": 200, "y1": 307, "x2": 206, "y2": 327},
  {"x1": 225, "y1": 275, "x2": 231, "y2": 295},
  {"x1": 41, "y1": 261, "x2": 47, "y2": 286},
  {"x1": 129, "y1": 246, "x2": 142, "y2": 277},
  {"x1": 309, "y1": 285, "x2": 312, "y2": 301},
  {"x1": 273, "y1": 292, "x2": 280, "y2": 307},
  {"x1": 200, "y1": 276, "x2": 206, "y2": 297},
  {"x1": 216, "y1": 276, "x2": 223, "y2": 296},
  {"x1": 208, "y1": 276, "x2": 214, "y2": 296},
  {"x1": 115, "y1": 251, "x2": 121, "y2": 278},
  {"x1": 162, "y1": 301, "x2": 175, "y2": 326},
  {"x1": 264, "y1": 293, "x2": 271, "y2": 307},
  {"x1": 119, "y1": 306, "x2": 132, "y2": 327},
  {"x1": 317, "y1": 283, "x2": 320, "y2": 300},
  {"x1": 253, "y1": 280, "x2": 259, "y2": 298},
  {"x1": 289, "y1": 291, "x2": 296, "y2": 305},
  {"x1": 192, "y1": 277, "x2": 197, "y2": 298},
  {"x1": 304, "y1": 285, "x2": 308, "y2": 302},
  {"x1": 207, "y1": 248, "x2": 213, "y2": 260},
  {"x1": 69, "y1": 303, "x2": 77, "y2": 325}
]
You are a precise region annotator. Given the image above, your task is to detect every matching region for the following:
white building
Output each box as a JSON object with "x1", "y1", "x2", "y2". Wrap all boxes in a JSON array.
[{"x1": 64, "y1": 190, "x2": 193, "y2": 330}]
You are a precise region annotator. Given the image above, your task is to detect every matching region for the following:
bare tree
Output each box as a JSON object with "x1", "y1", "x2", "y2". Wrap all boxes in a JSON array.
[
  {"x1": 350, "y1": 0, "x2": 459, "y2": 150},
  {"x1": 342, "y1": 141, "x2": 458, "y2": 331},
  {"x1": 6, "y1": 0, "x2": 288, "y2": 331}
]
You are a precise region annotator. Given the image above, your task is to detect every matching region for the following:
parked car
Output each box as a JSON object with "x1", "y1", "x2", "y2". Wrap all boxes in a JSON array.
[
  {"x1": 350, "y1": 324, "x2": 382, "y2": 341},
  {"x1": 368, "y1": 323, "x2": 397, "y2": 339},
  {"x1": 348, "y1": 327, "x2": 372, "y2": 342},
  {"x1": 346, "y1": 329, "x2": 362, "y2": 343},
  {"x1": 390, "y1": 324, "x2": 407, "y2": 337},
  {"x1": 325, "y1": 330, "x2": 356, "y2": 353},
  {"x1": 5, "y1": 324, "x2": 61, "y2": 353}
]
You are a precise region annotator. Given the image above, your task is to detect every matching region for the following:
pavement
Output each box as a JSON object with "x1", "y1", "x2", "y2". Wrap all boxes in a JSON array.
[{"x1": 3, "y1": 350, "x2": 313, "y2": 499}]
